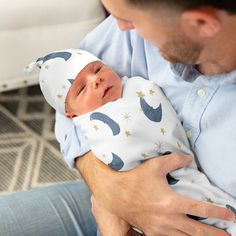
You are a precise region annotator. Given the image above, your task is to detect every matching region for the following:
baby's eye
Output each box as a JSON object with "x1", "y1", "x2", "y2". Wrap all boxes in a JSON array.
[
  {"x1": 78, "y1": 86, "x2": 85, "y2": 95},
  {"x1": 95, "y1": 66, "x2": 102, "y2": 74}
]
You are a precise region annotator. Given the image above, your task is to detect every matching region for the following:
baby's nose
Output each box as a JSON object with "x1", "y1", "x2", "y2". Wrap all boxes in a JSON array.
[{"x1": 92, "y1": 76, "x2": 102, "y2": 88}]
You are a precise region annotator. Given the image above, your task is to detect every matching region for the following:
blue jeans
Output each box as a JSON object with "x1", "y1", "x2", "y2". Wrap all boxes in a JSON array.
[{"x1": 0, "y1": 181, "x2": 98, "y2": 236}]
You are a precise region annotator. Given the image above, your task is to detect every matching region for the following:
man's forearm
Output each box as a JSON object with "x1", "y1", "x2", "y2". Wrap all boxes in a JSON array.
[{"x1": 75, "y1": 151, "x2": 116, "y2": 198}]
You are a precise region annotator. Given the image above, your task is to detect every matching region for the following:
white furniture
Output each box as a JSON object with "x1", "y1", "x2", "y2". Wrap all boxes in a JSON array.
[{"x1": 0, "y1": 0, "x2": 105, "y2": 92}]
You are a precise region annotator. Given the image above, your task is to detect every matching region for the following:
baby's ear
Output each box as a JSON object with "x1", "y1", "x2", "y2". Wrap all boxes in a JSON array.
[{"x1": 65, "y1": 113, "x2": 76, "y2": 119}]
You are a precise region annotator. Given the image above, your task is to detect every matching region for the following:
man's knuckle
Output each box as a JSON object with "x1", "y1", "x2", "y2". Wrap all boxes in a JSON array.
[
  {"x1": 191, "y1": 203, "x2": 208, "y2": 217},
  {"x1": 200, "y1": 206, "x2": 209, "y2": 217},
  {"x1": 172, "y1": 153, "x2": 184, "y2": 164},
  {"x1": 161, "y1": 197, "x2": 176, "y2": 211},
  {"x1": 172, "y1": 153, "x2": 181, "y2": 159}
]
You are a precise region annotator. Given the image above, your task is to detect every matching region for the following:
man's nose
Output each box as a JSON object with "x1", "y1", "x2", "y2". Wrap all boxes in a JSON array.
[{"x1": 116, "y1": 19, "x2": 135, "y2": 31}]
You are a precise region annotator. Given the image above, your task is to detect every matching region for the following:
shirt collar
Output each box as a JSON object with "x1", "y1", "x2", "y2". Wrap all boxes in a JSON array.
[
  {"x1": 170, "y1": 63, "x2": 201, "y2": 82},
  {"x1": 170, "y1": 62, "x2": 236, "y2": 85}
]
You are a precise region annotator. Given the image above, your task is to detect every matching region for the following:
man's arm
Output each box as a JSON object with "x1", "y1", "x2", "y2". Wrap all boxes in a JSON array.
[{"x1": 76, "y1": 151, "x2": 234, "y2": 236}]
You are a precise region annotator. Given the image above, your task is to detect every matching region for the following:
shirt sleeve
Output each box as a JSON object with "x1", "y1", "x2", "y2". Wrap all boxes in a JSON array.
[
  {"x1": 54, "y1": 16, "x2": 135, "y2": 167},
  {"x1": 54, "y1": 112, "x2": 90, "y2": 167}
]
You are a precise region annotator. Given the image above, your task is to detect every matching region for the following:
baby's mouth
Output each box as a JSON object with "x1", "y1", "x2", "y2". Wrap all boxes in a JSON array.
[{"x1": 103, "y1": 86, "x2": 112, "y2": 97}]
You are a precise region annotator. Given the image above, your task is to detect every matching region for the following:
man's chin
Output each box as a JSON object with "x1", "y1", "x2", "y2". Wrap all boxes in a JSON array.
[
  {"x1": 161, "y1": 52, "x2": 180, "y2": 64},
  {"x1": 161, "y1": 52, "x2": 196, "y2": 65}
]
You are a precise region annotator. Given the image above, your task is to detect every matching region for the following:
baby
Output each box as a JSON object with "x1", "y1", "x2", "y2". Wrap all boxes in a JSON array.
[{"x1": 26, "y1": 49, "x2": 236, "y2": 235}]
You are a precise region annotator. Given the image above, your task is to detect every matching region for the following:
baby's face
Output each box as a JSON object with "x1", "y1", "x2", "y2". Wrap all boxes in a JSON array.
[{"x1": 66, "y1": 61, "x2": 122, "y2": 116}]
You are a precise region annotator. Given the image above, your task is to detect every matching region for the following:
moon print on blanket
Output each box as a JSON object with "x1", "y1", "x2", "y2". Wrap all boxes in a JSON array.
[
  {"x1": 140, "y1": 97, "x2": 162, "y2": 122},
  {"x1": 90, "y1": 112, "x2": 120, "y2": 136},
  {"x1": 90, "y1": 112, "x2": 123, "y2": 170}
]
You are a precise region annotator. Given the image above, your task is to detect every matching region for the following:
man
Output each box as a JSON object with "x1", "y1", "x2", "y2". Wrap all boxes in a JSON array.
[
  {"x1": 55, "y1": 0, "x2": 236, "y2": 235},
  {"x1": 0, "y1": 1, "x2": 235, "y2": 235}
]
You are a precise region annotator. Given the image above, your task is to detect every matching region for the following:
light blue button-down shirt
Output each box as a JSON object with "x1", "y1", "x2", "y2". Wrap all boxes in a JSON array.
[{"x1": 55, "y1": 16, "x2": 236, "y2": 198}]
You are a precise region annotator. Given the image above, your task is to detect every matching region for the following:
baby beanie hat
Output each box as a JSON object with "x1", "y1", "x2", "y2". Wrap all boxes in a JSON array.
[{"x1": 25, "y1": 49, "x2": 100, "y2": 114}]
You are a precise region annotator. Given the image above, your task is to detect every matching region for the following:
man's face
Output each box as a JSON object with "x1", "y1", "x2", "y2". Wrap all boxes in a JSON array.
[
  {"x1": 101, "y1": 0, "x2": 202, "y2": 64},
  {"x1": 65, "y1": 61, "x2": 122, "y2": 116}
]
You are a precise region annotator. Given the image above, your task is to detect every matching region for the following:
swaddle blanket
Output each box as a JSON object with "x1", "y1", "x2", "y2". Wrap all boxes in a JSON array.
[{"x1": 74, "y1": 76, "x2": 193, "y2": 170}]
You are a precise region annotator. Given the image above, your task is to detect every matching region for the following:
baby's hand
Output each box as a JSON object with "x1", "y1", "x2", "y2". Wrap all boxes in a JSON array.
[{"x1": 91, "y1": 195, "x2": 131, "y2": 236}]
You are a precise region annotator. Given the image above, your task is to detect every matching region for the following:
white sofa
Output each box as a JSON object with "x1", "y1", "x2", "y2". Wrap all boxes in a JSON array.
[{"x1": 0, "y1": 0, "x2": 105, "y2": 92}]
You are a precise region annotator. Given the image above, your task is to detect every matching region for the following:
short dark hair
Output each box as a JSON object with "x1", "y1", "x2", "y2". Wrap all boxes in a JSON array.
[{"x1": 126, "y1": 0, "x2": 236, "y2": 14}]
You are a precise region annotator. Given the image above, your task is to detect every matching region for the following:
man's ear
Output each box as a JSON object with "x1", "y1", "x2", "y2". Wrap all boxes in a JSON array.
[
  {"x1": 180, "y1": 7, "x2": 221, "y2": 38},
  {"x1": 65, "y1": 113, "x2": 77, "y2": 119}
]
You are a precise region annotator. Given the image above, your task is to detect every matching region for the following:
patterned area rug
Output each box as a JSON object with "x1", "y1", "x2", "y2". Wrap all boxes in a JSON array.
[{"x1": 0, "y1": 85, "x2": 80, "y2": 195}]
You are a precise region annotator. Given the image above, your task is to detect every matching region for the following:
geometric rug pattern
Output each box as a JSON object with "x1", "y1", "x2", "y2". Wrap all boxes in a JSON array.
[{"x1": 0, "y1": 85, "x2": 80, "y2": 195}]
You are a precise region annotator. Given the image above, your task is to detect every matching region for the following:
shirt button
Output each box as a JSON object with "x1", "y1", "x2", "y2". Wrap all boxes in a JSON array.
[
  {"x1": 197, "y1": 89, "x2": 206, "y2": 97},
  {"x1": 186, "y1": 130, "x2": 193, "y2": 138}
]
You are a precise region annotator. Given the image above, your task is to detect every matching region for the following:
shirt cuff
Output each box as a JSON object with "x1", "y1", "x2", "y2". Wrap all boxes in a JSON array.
[{"x1": 55, "y1": 112, "x2": 91, "y2": 168}]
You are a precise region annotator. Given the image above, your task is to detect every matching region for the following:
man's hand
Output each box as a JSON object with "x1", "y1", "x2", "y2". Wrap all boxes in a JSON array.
[{"x1": 76, "y1": 152, "x2": 235, "y2": 236}]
